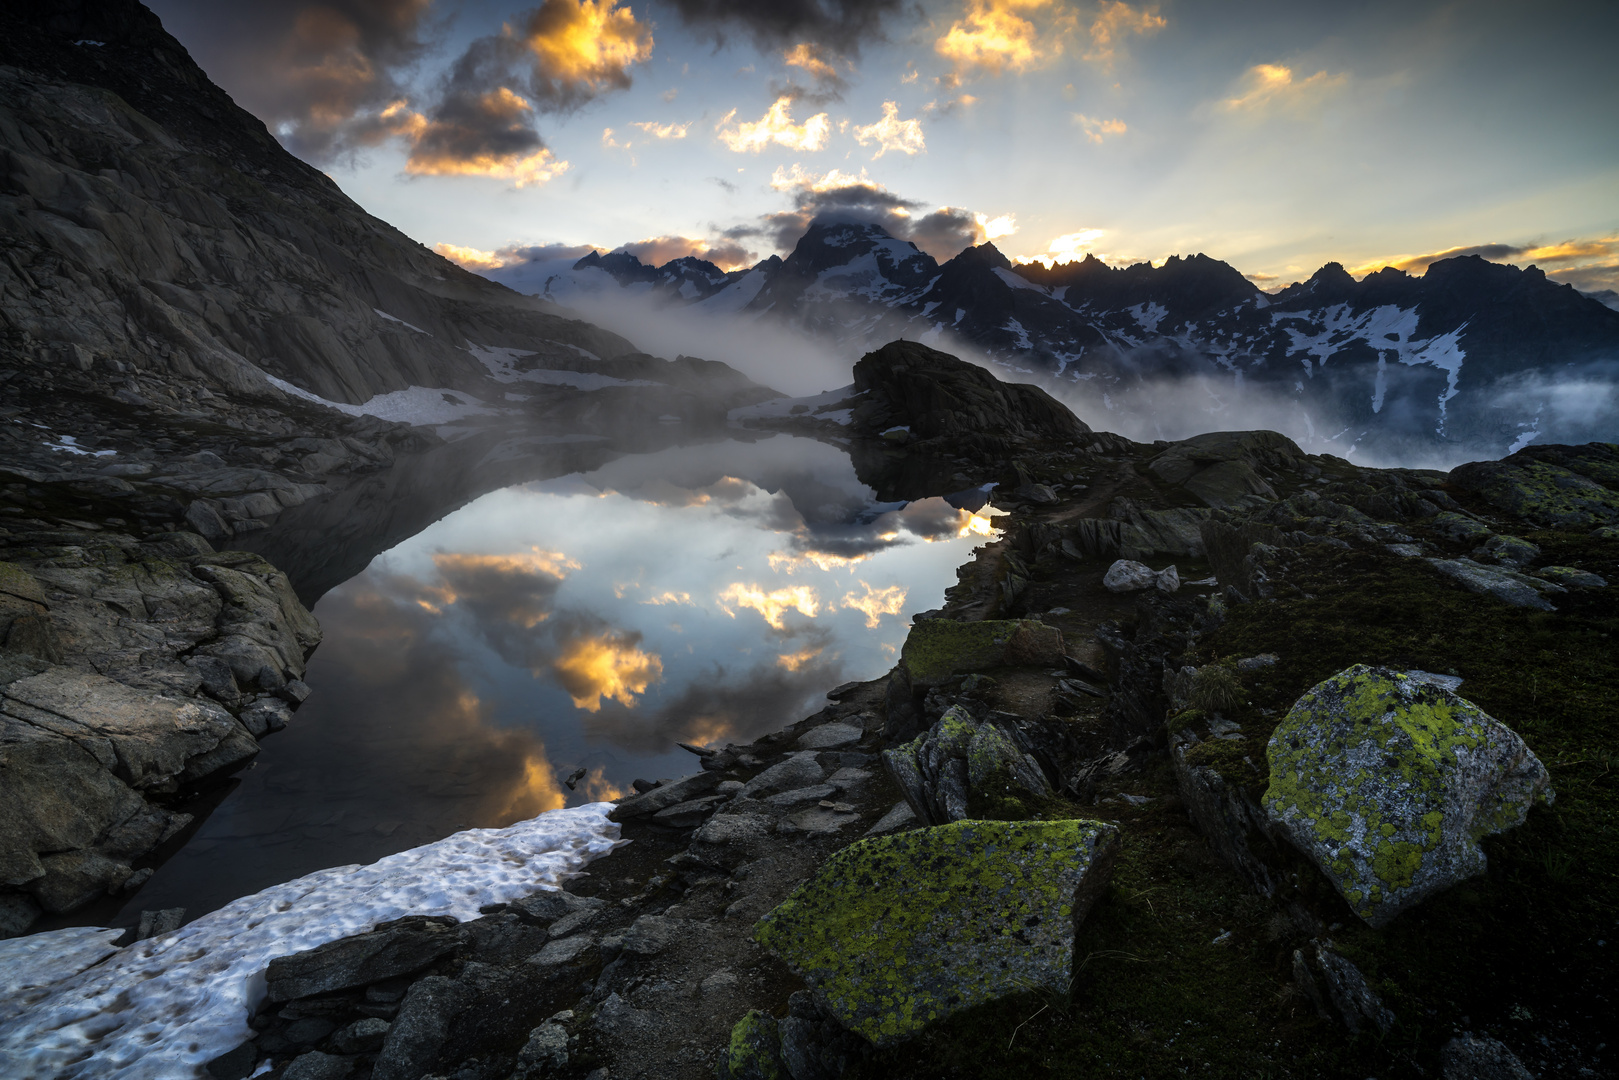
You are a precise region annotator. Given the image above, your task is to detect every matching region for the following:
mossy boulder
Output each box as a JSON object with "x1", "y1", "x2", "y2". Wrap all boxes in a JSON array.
[
  {"x1": 1449, "y1": 443, "x2": 1619, "y2": 529},
  {"x1": 883, "y1": 706, "x2": 1051, "y2": 825},
  {"x1": 719, "y1": 1010, "x2": 785, "y2": 1080},
  {"x1": 753, "y1": 818, "x2": 1119, "y2": 1046},
  {"x1": 899, "y1": 618, "x2": 1065, "y2": 688},
  {"x1": 1263, "y1": 665, "x2": 1552, "y2": 928}
]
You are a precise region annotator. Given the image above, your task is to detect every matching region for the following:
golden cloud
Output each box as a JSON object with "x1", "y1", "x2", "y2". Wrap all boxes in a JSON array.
[
  {"x1": 520, "y1": 0, "x2": 655, "y2": 97},
  {"x1": 976, "y1": 212, "x2": 1018, "y2": 241},
  {"x1": 840, "y1": 582, "x2": 908, "y2": 628},
  {"x1": 1525, "y1": 238, "x2": 1618, "y2": 262},
  {"x1": 631, "y1": 120, "x2": 691, "y2": 139},
  {"x1": 1345, "y1": 237, "x2": 1619, "y2": 279},
  {"x1": 718, "y1": 582, "x2": 821, "y2": 630},
  {"x1": 1084, "y1": 0, "x2": 1166, "y2": 64},
  {"x1": 499, "y1": 751, "x2": 569, "y2": 820},
  {"x1": 783, "y1": 42, "x2": 839, "y2": 82},
  {"x1": 776, "y1": 646, "x2": 824, "y2": 672},
  {"x1": 642, "y1": 590, "x2": 694, "y2": 606},
  {"x1": 852, "y1": 101, "x2": 927, "y2": 158},
  {"x1": 432, "y1": 242, "x2": 508, "y2": 272},
  {"x1": 936, "y1": 0, "x2": 1161, "y2": 75},
  {"x1": 1223, "y1": 63, "x2": 1346, "y2": 111},
  {"x1": 552, "y1": 630, "x2": 663, "y2": 711},
  {"x1": 717, "y1": 97, "x2": 832, "y2": 153},
  {"x1": 1073, "y1": 113, "x2": 1126, "y2": 143},
  {"x1": 428, "y1": 548, "x2": 580, "y2": 627},
  {"x1": 767, "y1": 549, "x2": 871, "y2": 573}
]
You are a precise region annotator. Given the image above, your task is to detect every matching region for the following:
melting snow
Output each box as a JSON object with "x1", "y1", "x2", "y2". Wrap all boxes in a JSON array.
[
  {"x1": 1127, "y1": 302, "x2": 1168, "y2": 334},
  {"x1": 696, "y1": 268, "x2": 768, "y2": 315},
  {"x1": 268, "y1": 376, "x2": 498, "y2": 425},
  {"x1": 372, "y1": 309, "x2": 428, "y2": 334},
  {"x1": 43, "y1": 435, "x2": 116, "y2": 457},
  {"x1": 992, "y1": 267, "x2": 1046, "y2": 294},
  {"x1": 0, "y1": 805, "x2": 620, "y2": 1080}
]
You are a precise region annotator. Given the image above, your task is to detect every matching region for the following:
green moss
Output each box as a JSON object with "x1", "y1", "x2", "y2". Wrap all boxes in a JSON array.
[
  {"x1": 899, "y1": 618, "x2": 1061, "y2": 687},
  {"x1": 722, "y1": 1011, "x2": 783, "y2": 1080},
  {"x1": 754, "y1": 819, "x2": 1118, "y2": 1046}
]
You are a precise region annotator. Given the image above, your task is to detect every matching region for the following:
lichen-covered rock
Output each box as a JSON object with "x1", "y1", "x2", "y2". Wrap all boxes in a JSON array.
[
  {"x1": 898, "y1": 618, "x2": 1065, "y2": 688},
  {"x1": 1449, "y1": 443, "x2": 1619, "y2": 529},
  {"x1": 1264, "y1": 665, "x2": 1553, "y2": 927},
  {"x1": 719, "y1": 1010, "x2": 785, "y2": 1080},
  {"x1": 1425, "y1": 557, "x2": 1561, "y2": 611},
  {"x1": 753, "y1": 818, "x2": 1119, "y2": 1046},
  {"x1": 1534, "y1": 565, "x2": 1607, "y2": 588}
]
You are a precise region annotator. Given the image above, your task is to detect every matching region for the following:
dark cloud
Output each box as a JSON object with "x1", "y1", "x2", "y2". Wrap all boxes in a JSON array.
[
  {"x1": 614, "y1": 236, "x2": 758, "y2": 270},
  {"x1": 661, "y1": 0, "x2": 910, "y2": 55},
  {"x1": 149, "y1": 0, "x2": 435, "y2": 161},
  {"x1": 905, "y1": 207, "x2": 986, "y2": 261}
]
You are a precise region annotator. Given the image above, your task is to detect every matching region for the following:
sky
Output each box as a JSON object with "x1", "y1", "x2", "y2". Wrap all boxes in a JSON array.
[{"x1": 147, "y1": 0, "x2": 1619, "y2": 293}]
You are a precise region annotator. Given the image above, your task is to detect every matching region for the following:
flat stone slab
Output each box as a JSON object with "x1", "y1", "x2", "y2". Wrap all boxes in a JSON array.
[
  {"x1": 754, "y1": 818, "x2": 1118, "y2": 1046},
  {"x1": 1264, "y1": 664, "x2": 1553, "y2": 927},
  {"x1": 795, "y1": 722, "x2": 862, "y2": 750}
]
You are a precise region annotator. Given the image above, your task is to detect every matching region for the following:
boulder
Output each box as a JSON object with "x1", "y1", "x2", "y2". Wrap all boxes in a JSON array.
[
  {"x1": 754, "y1": 818, "x2": 1119, "y2": 1046},
  {"x1": 883, "y1": 706, "x2": 1051, "y2": 825},
  {"x1": 1102, "y1": 559, "x2": 1179, "y2": 594},
  {"x1": 1146, "y1": 431, "x2": 1302, "y2": 509},
  {"x1": 1425, "y1": 557, "x2": 1561, "y2": 611},
  {"x1": 740, "y1": 754, "x2": 826, "y2": 798},
  {"x1": 719, "y1": 1010, "x2": 785, "y2": 1080},
  {"x1": 1263, "y1": 665, "x2": 1553, "y2": 927},
  {"x1": 607, "y1": 771, "x2": 722, "y2": 821},
  {"x1": 898, "y1": 618, "x2": 1065, "y2": 689},
  {"x1": 1534, "y1": 565, "x2": 1607, "y2": 588},
  {"x1": 1449, "y1": 443, "x2": 1619, "y2": 529},
  {"x1": 265, "y1": 919, "x2": 465, "y2": 1002},
  {"x1": 1440, "y1": 1032, "x2": 1535, "y2": 1080}
]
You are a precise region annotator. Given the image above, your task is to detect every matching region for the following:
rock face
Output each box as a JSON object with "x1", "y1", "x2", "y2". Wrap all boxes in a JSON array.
[
  {"x1": 1263, "y1": 665, "x2": 1553, "y2": 927},
  {"x1": 753, "y1": 818, "x2": 1119, "y2": 1046},
  {"x1": 0, "y1": 534, "x2": 319, "y2": 924},
  {"x1": 882, "y1": 706, "x2": 1051, "y2": 825}
]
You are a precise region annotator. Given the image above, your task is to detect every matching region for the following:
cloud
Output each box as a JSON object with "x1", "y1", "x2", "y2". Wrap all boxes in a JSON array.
[
  {"x1": 783, "y1": 42, "x2": 839, "y2": 82},
  {"x1": 153, "y1": 0, "x2": 435, "y2": 162},
  {"x1": 717, "y1": 582, "x2": 821, "y2": 630},
  {"x1": 1345, "y1": 237, "x2": 1619, "y2": 277},
  {"x1": 1083, "y1": 0, "x2": 1166, "y2": 64},
  {"x1": 516, "y1": 0, "x2": 656, "y2": 108},
  {"x1": 1222, "y1": 62, "x2": 1346, "y2": 111},
  {"x1": 717, "y1": 96, "x2": 832, "y2": 152},
  {"x1": 852, "y1": 101, "x2": 926, "y2": 158},
  {"x1": 1073, "y1": 113, "x2": 1126, "y2": 143},
  {"x1": 551, "y1": 628, "x2": 663, "y2": 711},
  {"x1": 840, "y1": 582, "x2": 907, "y2": 628},
  {"x1": 1549, "y1": 262, "x2": 1619, "y2": 305},
  {"x1": 935, "y1": 0, "x2": 1162, "y2": 76},
  {"x1": 630, "y1": 120, "x2": 692, "y2": 139},
  {"x1": 1018, "y1": 227, "x2": 1107, "y2": 266},
  {"x1": 614, "y1": 236, "x2": 758, "y2": 270},
  {"x1": 663, "y1": 0, "x2": 909, "y2": 55},
  {"x1": 394, "y1": 86, "x2": 569, "y2": 186},
  {"x1": 433, "y1": 240, "x2": 601, "y2": 271},
  {"x1": 763, "y1": 165, "x2": 1011, "y2": 260}
]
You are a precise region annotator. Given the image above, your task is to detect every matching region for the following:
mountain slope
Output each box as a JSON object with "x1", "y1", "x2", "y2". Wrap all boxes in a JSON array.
[
  {"x1": 0, "y1": 0, "x2": 636, "y2": 408},
  {"x1": 502, "y1": 224, "x2": 1619, "y2": 460}
]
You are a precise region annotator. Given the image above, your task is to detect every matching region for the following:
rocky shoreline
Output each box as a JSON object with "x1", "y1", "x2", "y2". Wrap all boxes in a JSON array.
[{"x1": 6, "y1": 343, "x2": 1612, "y2": 1079}]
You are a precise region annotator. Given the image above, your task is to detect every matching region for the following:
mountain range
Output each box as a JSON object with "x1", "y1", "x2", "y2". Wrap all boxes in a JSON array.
[{"x1": 496, "y1": 222, "x2": 1619, "y2": 461}]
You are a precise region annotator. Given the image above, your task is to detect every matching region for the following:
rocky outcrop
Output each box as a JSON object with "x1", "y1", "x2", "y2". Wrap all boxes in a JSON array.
[
  {"x1": 897, "y1": 617, "x2": 1066, "y2": 689},
  {"x1": 1449, "y1": 442, "x2": 1619, "y2": 529},
  {"x1": 753, "y1": 818, "x2": 1119, "y2": 1046},
  {"x1": 0, "y1": 532, "x2": 319, "y2": 927},
  {"x1": 1263, "y1": 665, "x2": 1553, "y2": 927},
  {"x1": 881, "y1": 705, "x2": 1051, "y2": 824}
]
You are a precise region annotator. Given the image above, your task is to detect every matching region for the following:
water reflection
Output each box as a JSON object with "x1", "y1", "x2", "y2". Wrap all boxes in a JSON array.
[{"x1": 120, "y1": 436, "x2": 996, "y2": 918}]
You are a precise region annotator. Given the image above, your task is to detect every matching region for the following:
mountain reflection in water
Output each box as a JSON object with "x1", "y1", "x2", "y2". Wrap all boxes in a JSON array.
[{"x1": 119, "y1": 437, "x2": 997, "y2": 918}]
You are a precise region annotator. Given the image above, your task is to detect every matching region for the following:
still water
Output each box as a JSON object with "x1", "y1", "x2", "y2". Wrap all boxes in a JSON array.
[{"x1": 120, "y1": 436, "x2": 996, "y2": 918}]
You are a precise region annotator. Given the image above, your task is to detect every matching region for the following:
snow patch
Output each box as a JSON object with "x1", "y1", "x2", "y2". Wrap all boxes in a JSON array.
[
  {"x1": 0, "y1": 805, "x2": 620, "y2": 1080},
  {"x1": 373, "y1": 309, "x2": 428, "y2": 334},
  {"x1": 992, "y1": 267, "x2": 1046, "y2": 293},
  {"x1": 269, "y1": 376, "x2": 498, "y2": 425},
  {"x1": 43, "y1": 435, "x2": 116, "y2": 457},
  {"x1": 1127, "y1": 302, "x2": 1168, "y2": 334}
]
